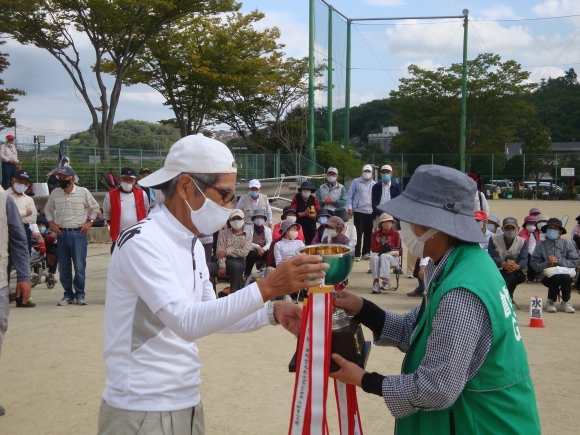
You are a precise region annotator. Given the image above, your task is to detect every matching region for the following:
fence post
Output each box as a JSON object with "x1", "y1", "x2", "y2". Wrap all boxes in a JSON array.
[
  {"x1": 295, "y1": 150, "x2": 298, "y2": 175},
  {"x1": 400, "y1": 154, "x2": 404, "y2": 190},
  {"x1": 491, "y1": 154, "x2": 494, "y2": 186},
  {"x1": 35, "y1": 144, "x2": 39, "y2": 183},
  {"x1": 276, "y1": 149, "x2": 280, "y2": 180},
  {"x1": 245, "y1": 155, "x2": 249, "y2": 182},
  {"x1": 118, "y1": 149, "x2": 121, "y2": 175},
  {"x1": 262, "y1": 154, "x2": 265, "y2": 179},
  {"x1": 522, "y1": 154, "x2": 526, "y2": 199},
  {"x1": 555, "y1": 154, "x2": 558, "y2": 188},
  {"x1": 140, "y1": 149, "x2": 143, "y2": 170},
  {"x1": 94, "y1": 147, "x2": 98, "y2": 192}
]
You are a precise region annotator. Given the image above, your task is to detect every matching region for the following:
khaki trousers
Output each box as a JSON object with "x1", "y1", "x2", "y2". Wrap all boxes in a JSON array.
[{"x1": 97, "y1": 399, "x2": 205, "y2": 435}]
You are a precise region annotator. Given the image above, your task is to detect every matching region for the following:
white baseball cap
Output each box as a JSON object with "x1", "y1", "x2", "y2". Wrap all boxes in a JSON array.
[
  {"x1": 327, "y1": 167, "x2": 338, "y2": 174},
  {"x1": 249, "y1": 179, "x2": 261, "y2": 189},
  {"x1": 363, "y1": 164, "x2": 373, "y2": 172},
  {"x1": 381, "y1": 164, "x2": 393, "y2": 171},
  {"x1": 139, "y1": 134, "x2": 237, "y2": 188},
  {"x1": 229, "y1": 209, "x2": 245, "y2": 219}
]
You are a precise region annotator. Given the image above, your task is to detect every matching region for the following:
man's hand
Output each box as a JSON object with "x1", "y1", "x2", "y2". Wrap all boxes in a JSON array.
[
  {"x1": 16, "y1": 281, "x2": 31, "y2": 305},
  {"x1": 216, "y1": 250, "x2": 227, "y2": 260},
  {"x1": 274, "y1": 301, "x2": 302, "y2": 337},
  {"x1": 49, "y1": 221, "x2": 62, "y2": 236},
  {"x1": 347, "y1": 209, "x2": 353, "y2": 217},
  {"x1": 218, "y1": 268, "x2": 227, "y2": 278},
  {"x1": 333, "y1": 291, "x2": 364, "y2": 316},
  {"x1": 25, "y1": 209, "x2": 32, "y2": 217},
  {"x1": 257, "y1": 247, "x2": 265, "y2": 257},
  {"x1": 307, "y1": 212, "x2": 317, "y2": 219},
  {"x1": 257, "y1": 255, "x2": 328, "y2": 302},
  {"x1": 329, "y1": 354, "x2": 366, "y2": 387},
  {"x1": 268, "y1": 223, "x2": 273, "y2": 230},
  {"x1": 324, "y1": 198, "x2": 333, "y2": 204},
  {"x1": 79, "y1": 220, "x2": 93, "y2": 235},
  {"x1": 548, "y1": 255, "x2": 559, "y2": 265}
]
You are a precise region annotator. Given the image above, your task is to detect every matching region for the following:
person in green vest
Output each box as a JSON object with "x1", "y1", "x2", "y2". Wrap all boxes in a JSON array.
[{"x1": 330, "y1": 164, "x2": 541, "y2": 435}]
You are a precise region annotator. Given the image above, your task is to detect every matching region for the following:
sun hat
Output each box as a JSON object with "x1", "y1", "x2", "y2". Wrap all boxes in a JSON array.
[
  {"x1": 474, "y1": 210, "x2": 488, "y2": 221},
  {"x1": 139, "y1": 133, "x2": 237, "y2": 188},
  {"x1": 362, "y1": 164, "x2": 373, "y2": 172},
  {"x1": 316, "y1": 208, "x2": 332, "y2": 218},
  {"x1": 377, "y1": 213, "x2": 396, "y2": 225},
  {"x1": 535, "y1": 213, "x2": 549, "y2": 222},
  {"x1": 333, "y1": 208, "x2": 351, "y2": 222},
  {"x1": 252, "y1": 208, "x2": 267, "y2": 220},
  {"x1": 541, "y1": 217, "x2": 567, "y2": 234},
  {"x1": 298, "y1": 180, "x2": 314, "y2": 192},
  {"x1": 280, "y1": 219, "x2": 301, "y2": 235},
  {"x1": 325, "y1": 216, "x2": 344, "y2": 230},
  {"x1": 380, "y1": 165, "x2": 392, "y2": 172},
  {"x1": 249, "y1": 179, "x2": 261, "y2": 189},
  {"x1": 58, "y1": 166, "x2": 76, "y2": 177},
  {"x1": 327, "y1": 167, "x2": 338, "y2": 174},
  {"x1": 488, "y1": 214, "x2": 501, "y2": 226},
  {"x1": 282, "y1": 205, "x2": 297, "y2": 218},
  {"x1": 502, "y1": 217, "x2": 518, "y2": 228},
  {"x1": 379, "y1": 164, "x2": 485, "y2": 243},
  {"x1": 529, "y1": 207, "x2": 541, "y2": 216},
  {"x1": 523, "y1": 215, "x2": 537, "y2": 225},
  {"x1": 229, "y1": 209, "x2": 244, "y2": 220}
]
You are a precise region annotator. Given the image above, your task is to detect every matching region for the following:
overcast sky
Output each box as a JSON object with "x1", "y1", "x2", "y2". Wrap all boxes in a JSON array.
[{"x1": 2, "y1": 0, "x2": 580, "y2": 145}]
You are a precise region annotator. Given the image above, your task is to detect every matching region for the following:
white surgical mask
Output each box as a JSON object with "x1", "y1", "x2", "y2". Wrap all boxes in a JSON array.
[
  {"x1": 288, "y1": 230, "x2": 298, "y2": 240},
  {"x1": 400, "y1": 221, "x2": 439, "y2": 258},
  {"x1": 230, "y1": 219, "x2": 244, "y2": 230},
  {"x1": 526, "y1": 225, "x2": 536, "y2": 233},
  {"x1": 486, "y1": 223, "x2": 496, "y2": 233},
  {"x1": 13, "y1": 183, "x2": 27, "y2": 194},
  {"x1": 537, "y1": 222, "x2": 546, "y2": 230},
  {"x1": 504, "y1": 229, "x2": 517, "y2": 239},
  {"x1": 327, "y1": 176, "x2": 337, "y2": 183},
  {"x1": 286, "y1": 215, "x2": 297, "y2": 224},
  {"x1": 326, "y1": 229, "x2": 337, "y2": 239},
  {"x1": 301, "y1": 190, "x2": 311, "y2": 197},
  {"x1": 120, "y1": 182, "x2": 133, "y2": 192},
  {"x1": 362, "y1": 172, "x2": 372, "y2": 180},
  {"x1": 254, "y1": 218, "x2": 265, "y2": 226},
  {"x1": 185, "y1": 178, "x2": 232, "y2": 235}
]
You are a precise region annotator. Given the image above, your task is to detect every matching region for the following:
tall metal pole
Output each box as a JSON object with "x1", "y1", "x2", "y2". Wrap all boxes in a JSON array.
[
  {"x1": 459, "y1": 10, "x2": 469, "y2": 172},
  {"x1": 327, "y1": 6, "x2": 333, "y2": 143},
  {"x1": 344, "y1": 20, "x2": 351, "y2": 147},
  {"x1": 307, "y1": 0, "x2": 316, "y2": 174}
]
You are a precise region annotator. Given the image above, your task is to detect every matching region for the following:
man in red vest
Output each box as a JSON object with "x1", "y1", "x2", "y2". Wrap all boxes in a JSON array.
[{"x1": 104, "y1": 167, "x2": 149, "y2": 254}]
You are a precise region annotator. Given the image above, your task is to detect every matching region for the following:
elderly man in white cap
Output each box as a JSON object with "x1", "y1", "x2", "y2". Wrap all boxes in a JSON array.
[
  {"x1": 347, "y1": 164, "x2": 376, "y2": 261},
  {"x1": 98, "y1": 134, "x2": 328, "y2": 435},
  {"x1": 330, "y1": 164, "x2": 540, "y2": 435},
  {"x1": 316, "y1": 167, "x2": 347, "y2": 213},
  {"x1": 371, "y1": 164, "x2": 401, "y2": 221},
  {"x1": 236, "y1": 178, "x2": 273, "y2": 231}
]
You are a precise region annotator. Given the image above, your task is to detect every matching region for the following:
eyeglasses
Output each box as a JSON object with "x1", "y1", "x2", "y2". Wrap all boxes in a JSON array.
[{"x1": 191, "y1": 177, "x2": 237, "y2": 204}]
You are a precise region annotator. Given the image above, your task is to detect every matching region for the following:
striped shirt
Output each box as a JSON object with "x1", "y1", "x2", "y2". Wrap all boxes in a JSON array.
[
  {"x1": 0, "y1": 143, "x2": 18, "y2": 163},
  {"x1": 44, "y1": 185, "x2": 100, "y2": 228}
]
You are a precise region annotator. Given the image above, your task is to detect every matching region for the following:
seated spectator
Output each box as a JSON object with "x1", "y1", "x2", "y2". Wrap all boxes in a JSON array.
[
  {"x1": 274, "y1": 220, "x2": 305, "y2": 266},
  {"x1": 207, "y1": 209, "x2": 252, "y2": 295},
  {"x1": 488, "y1": 217, "x2": 528, "y2": 300},
  {"x1": 273, "y1": 206, "x2": 305, "y2": 242},
  {"x1": 311, "y1": 208, "x2": 333, "y2": 244},
  {"x1": 321, "y1": 216, "x2": 349, "y2": 246},
  {"x1": 369, "y1": 213, "x2": 402, "y2": 294},
  {"x1": 244, "y1": 208, "x2": 272, "y2": 276},
  {"x1": 334, "y1": 208, "x2": 357, "y2": 249},
  {"x1": 487, "y1": 214, "x2": 503, "y2": 235},
  {"x1": 529, "y1": 207, "x2": 541, "y2": 217},
  {"x1": 535, "y1": 213, "x2": 549, "y2": 241},
  {"x1": 474, "y1": 210, "x2": 493, "y2": 249},
  {"x1": 518, "y1": 215, "x2": 539, "y2": 284},
  {"x1": 531, "y1": 218, "x2": 580, "y2": 313}
]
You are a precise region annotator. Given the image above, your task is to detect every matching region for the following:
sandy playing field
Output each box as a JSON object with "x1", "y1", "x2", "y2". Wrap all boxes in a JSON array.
[{"x1": 1, "y1": 198, "x2": 579, "y2": 434}]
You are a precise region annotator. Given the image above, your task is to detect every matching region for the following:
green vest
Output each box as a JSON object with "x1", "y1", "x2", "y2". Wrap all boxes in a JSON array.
[{"x1": 396, "y1": 243, "x2": 541, "y2": 435}]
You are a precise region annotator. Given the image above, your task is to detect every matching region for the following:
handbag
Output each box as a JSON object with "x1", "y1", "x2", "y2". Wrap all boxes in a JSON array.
[{"x1": 543, "y1": 266, "x2": 576, "y2": 278}]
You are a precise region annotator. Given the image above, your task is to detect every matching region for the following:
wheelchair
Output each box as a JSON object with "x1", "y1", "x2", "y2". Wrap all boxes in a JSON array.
[{"x1": 10, "y1": 249, "x2": 57, "y2": 289}]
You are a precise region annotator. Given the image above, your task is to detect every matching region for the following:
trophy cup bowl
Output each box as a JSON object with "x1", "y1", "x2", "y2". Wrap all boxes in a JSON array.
[{"x1": 289, "y1": 244, "x2": 371, "y2": 373}]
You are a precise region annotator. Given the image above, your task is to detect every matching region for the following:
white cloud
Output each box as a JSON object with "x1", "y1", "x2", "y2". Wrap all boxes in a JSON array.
[
  {"x1": 363, "y1": 0, "x2": 407, "y2": 6},
  {"x1": 481, "y1": 4, "x2": 517, "y2": 20},
  {"x1": 532, "y1": 0, "x2": 580, "y2": 17},
  {"x1": 253, "y1": 11, "x2": 309, "y2": 58}
]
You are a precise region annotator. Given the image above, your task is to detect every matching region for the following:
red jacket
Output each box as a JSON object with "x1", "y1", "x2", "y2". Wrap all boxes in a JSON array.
[
  {"x1": 371, "y1": 229, "x2": 402, "y2": 255},
  {"x1": 517, "y1": 228, "x2": 539, "y2": 245},
  {"x1": 109, "y1": 186, "x2": 147, "y2": 242}
]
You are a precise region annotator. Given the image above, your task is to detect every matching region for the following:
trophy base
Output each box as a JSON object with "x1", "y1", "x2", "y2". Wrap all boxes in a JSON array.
[{"x1": 289, "y1": 318, "x2": 372, "y2": 373}]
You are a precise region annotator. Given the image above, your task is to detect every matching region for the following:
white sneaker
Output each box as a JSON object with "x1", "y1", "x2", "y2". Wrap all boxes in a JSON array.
[
  {"x1": 380, "y1": 279, "x2": 391, "y2": 291},
  {"x1": 371, "y1": 282, "x2": 381, "y2": 294},
  {"x1": 406, "y1": 274, "x2": 413, "y2": 279},
  {"x1": 561, "y1": 301, "x2": 575, "y2": 313},
  {"x1": 361, "y1": 254, "x2": 371, "y2": 260},
  {"x1": 546, "y1": 299, "x2": 557, "y2": 313},
  {"x1": 355, "y1": 257, "x2": 360, "y2": 262}
]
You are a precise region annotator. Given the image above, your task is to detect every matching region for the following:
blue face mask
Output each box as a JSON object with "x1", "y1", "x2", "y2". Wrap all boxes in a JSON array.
[
  {"x1": 318, "y1": 216, "x2": 328, "y2": 225},
  {"x1": 546, "y1": 229, "x2": 560, "y2": 240},
  {"x1": 39, "y1": 227, "x2": 47, "y2": 234},
  {"x1": 249, "y1": 190, "x2": 259, "y2": 199},
  {"x1": 381, "y1": 174, "x2": 391, "y2": 182}
]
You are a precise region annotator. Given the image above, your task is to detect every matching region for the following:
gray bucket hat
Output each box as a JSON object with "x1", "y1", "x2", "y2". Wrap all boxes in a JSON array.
[
  {"x1": 378, "y1": 164, "x2": 485, "y2": 243},
  {"x1": 252, "y1": 208, "x2": 267, "y2": 219},
  {"x1": 280, "y1": 219, "x2": 301, "y2": 235}
]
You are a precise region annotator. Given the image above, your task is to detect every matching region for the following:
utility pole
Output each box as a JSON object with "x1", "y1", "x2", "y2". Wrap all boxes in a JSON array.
[
  {"x1": 307, "y1": 0, "x2": 315, "y2": 175},
  {"x1": 327, "y1": 5, "x2": 333, "y2": 143},
  {"x1": 344, "y1": 20, "x2": 351, "y2": 148},
  {"x1": 459, "y1": 9, "x2": 469, "y2": 172}
]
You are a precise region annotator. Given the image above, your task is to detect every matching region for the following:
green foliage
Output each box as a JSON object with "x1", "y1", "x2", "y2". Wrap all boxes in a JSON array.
[
  {"x1": 316, "y1": 142, "x2": 363, "y2": 181},
  {"x1": 0, "y1": 41, "x2": 25, "y2": 132},
  {"x1": 390, "y1": 53, "x2": 536, "y2": 155},
  {"x1": 522, "y1": 126, "x2": 553, "y2": 183},
  {"x1": 334, "y1": 99, "x2": 394, "y2": 144}
]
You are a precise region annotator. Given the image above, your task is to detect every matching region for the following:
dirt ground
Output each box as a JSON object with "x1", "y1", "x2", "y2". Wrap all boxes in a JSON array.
[{"x1": 1, "y1": 198, "x2": 579, "y2": 434}]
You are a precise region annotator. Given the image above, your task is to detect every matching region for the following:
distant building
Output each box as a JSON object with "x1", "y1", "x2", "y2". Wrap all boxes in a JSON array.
[
  {"x1": 506, "y1": 142, "x2": 580, "y2": 157},
  {"x1": 367, "y1": 127, "x2": 399, "y2": 153}
]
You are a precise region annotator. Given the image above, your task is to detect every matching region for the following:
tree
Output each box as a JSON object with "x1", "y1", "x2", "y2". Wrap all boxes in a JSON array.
[
  {"x1": 6, "y1": 0, "x2": 234, "y2": 153},
  {"x1": 316, "y1": 141, "x2": 363, "y2": 181},
  {"x1": 522, "y1": 126, "x2": 553, "y2": 187},
  {"x1": 0, "y1": 41, "x2": 25, "y2": 132},
  {"x1": 389, "y1": 53, "x2": 537, "y2": 154},
  {"x1": 334, "y1": 98, "x2": 394, "y2": 145}
]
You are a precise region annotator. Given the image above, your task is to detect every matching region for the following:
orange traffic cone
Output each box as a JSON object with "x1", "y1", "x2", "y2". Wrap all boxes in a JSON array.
[{"x1": 529, "y1": 296, "x2": 545, "y2": 328}]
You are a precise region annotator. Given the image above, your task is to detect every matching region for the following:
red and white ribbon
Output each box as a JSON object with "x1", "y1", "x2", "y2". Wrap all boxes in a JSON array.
[{"x1": 334, "y1": 380, "x2": 363, "y2": 435}]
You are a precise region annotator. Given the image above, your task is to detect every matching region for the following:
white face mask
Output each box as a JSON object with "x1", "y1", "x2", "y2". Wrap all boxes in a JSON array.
[
  {"x1": 526, "y1": 225, "x2": 536, "y2": 233},
  {"x1": 301, "y1": 190, "x2": 311, "y2": 197},
  {"x1": 400, "y1": 221, "x2": 439, "y2": 258},
  {"x1": 362, "y1": 172, "x2": 372, "y2": 180},
  {"x1": 230, "y1": 219, "x2": 244, "y2": 230},
  {"x1": 326, "y1": 229, "x2": 337, "y2": 239},
  {"x1": 288, "y1": 230, "x2": 299, "y2": 240},
  {"x1": 120, "y1": 182, "x2": 133, "y2": 192},
  {"x1": 327, "y1": 176, "x2": 337, "y2": 183},
  {"x1": 254, "y1": 218, "x2": 265, "y2": 226},
  {"x1": 12, "y1": 183, "x2": 27, "y2": 194},
  {"x1": 286, "y1": 215, "x2": 297, "y2": 224},
  {"x1": 185, "y1": 178, "x2": 232, "y2": 235},
  {"x1": 537, "y1": 222, "x2": 546, "y2": 230}
]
